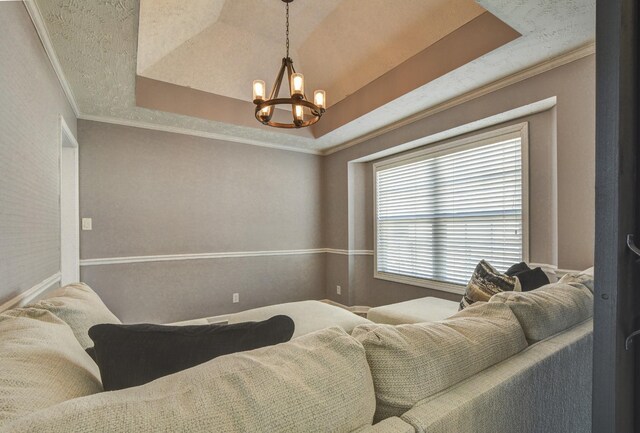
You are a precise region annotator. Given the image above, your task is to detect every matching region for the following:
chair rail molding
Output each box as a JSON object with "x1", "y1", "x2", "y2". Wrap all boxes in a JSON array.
[{"x1": 79, "y1": 249, "x2": 376, "y2": 266}]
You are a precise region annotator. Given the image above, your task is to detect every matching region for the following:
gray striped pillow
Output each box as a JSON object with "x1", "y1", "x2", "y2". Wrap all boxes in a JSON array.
[{"x1": 460, "y1": 260, "x2": 521, "y2": 310}]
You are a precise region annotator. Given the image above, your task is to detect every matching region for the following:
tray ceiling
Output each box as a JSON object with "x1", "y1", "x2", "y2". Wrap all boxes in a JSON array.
[
  {"x1": 32, "y1": 0, "x2": 595, "y2": 153},
  {"x1": 137, "y1": 0, "x2": 486, "y2": 107}
]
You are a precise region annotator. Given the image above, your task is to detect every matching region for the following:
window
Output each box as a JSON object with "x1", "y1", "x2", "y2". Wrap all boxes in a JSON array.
[{"x1": 374, "y1": 124, "x2": 529, "y2": 294}]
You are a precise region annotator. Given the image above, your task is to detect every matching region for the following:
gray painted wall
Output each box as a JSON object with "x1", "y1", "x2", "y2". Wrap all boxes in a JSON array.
[
  {"x1": 81, "y1": 255, "x2": 325, "y2": 324},
  {"x1": 0, "y1": 3, "x2": 77, "y2": 304},
  {"x1": 77, "y1": 57, "x2": 594, "y2": 320},
  {"x1": 78, "y1": 120, "x2": 325, "y2": 323},
  {"x1": 324, "y1": 55, "x2": 595, "y2": 307},
  {"x1": 0, "y1": 4, "x2": 596, "y2": 323}
]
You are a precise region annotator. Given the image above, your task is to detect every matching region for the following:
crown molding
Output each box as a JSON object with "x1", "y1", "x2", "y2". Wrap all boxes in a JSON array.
[
  {"x1": 0, "y1": 272, "x2": 61, "y2": 313},
  {"x1": 322, "y1": 42, "x2": 595, "y2": 156},
  {"x1": 23, "y1": 0, "x2": 80, "y2": 117},
  {"x1": 78, "y1": 114, "x2": 323, "y2": 155}
]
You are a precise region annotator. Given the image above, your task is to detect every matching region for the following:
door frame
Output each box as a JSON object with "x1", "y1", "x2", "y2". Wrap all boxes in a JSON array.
[
  {"x1": 593, "y1": 0, "x2": 639, "y2": 431},
  {"x1": 59, "y1": 115, "x2": 80, "y2": 285}
]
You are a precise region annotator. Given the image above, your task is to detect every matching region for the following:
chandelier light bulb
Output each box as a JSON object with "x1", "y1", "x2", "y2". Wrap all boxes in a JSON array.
[
  {"x1": 253, "y1": 80, "x2": 266, "y2": 102},
  {"x1": 291, "y1": 73, "x2": 304, "y2": 96},
  {"x1": 313, "y1": 90, "x2": 326, "y2": 110},
  {"x1": 259, "y1": 105, "x2": 271, "y2": 120}
]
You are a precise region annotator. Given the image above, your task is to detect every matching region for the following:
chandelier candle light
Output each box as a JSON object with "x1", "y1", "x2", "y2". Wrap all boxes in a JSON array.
[{"x1": 252, "y1": 0, "x2": 326, "y2": 128}]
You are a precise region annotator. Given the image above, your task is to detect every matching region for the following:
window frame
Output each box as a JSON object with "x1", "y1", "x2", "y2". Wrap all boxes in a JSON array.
[{"x1": 372, "y1": 122, "x2": 530, "y2": 295}]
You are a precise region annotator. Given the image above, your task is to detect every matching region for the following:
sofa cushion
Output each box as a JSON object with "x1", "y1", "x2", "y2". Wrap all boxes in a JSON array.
[
  {"x1": 29, "y1": 283, "x2": 121, "y2": 349},
  {"x1": 460, "y1": 260, "x2": 520, "y2": 310},
  {"x1": 2, "y1": 327, "x2": 376, "y2": 433},
  {"x1": 489, "y1": 281, "x2": 593, "y2": 342},
  {"x1": 367, "y1": 297, "x2": 460, "y2": 325},
  {"x1": 222, "y1": 300, "x2": 372, "y2": 338},
  {"x1": 352, "y1": 303, "x2": 527, "y2": 421},
  {"x1": 88, "y1": 315, "x2": 295, "y2": 391},
  {"x1": 0, "y1": 308, "x2": 102, "y2": 428}
]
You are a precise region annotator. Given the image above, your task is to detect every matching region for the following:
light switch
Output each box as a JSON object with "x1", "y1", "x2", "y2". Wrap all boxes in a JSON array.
[{"x1": 82, "y1": 218, "x2": 92, "y2": 231}]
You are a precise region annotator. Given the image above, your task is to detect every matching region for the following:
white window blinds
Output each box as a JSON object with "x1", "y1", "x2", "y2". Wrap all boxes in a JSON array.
[{"x1": 375, "y1": 135, "x2": 525, "y2": 288}]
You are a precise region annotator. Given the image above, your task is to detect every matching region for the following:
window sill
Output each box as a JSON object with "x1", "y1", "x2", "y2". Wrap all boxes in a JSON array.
[{"x1": 374, "y1": 271, "x2": 466, "y2": 295}]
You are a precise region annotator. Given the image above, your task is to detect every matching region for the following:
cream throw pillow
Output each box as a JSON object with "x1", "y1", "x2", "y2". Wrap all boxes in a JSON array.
[
  {"x1": 353, "y1": 303, "x2": 527, "y2": 421},
  {"x1": 0, "y1": 308, "x2": 102, "y2": 428},
  {"x1": 558, "y1": 268, "x2": 594, "y2": 292},
  {"x1": 2, "y1": 327, "x2": 376, "y2": 433},
  {"x1": 490, "y1": 281, "x2": 593, "y2": 342},
  {"x1": 29, "y1": 283, "x2": 120, "y2": 349}
]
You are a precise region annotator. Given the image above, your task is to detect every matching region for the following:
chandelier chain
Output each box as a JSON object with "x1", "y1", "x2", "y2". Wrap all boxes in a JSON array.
[{"x1": 285, "y1": 2, "x2": 290, "y2": 58}]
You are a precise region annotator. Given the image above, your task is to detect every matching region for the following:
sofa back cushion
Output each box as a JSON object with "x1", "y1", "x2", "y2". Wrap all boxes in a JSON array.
[
  {"x1": 352, "y1": 303, "x2": 527, "y2": 421},
  {"x1": 2, "y1": 327, "x2": 377, "y2": 433},
  {"x1": 29, "y1": 283, "x2": 120, "y2": 349},
  {"x1": 400, "y1": 320, "x2": 593, "y2": 433},
  {"x1": 558, "y1": 268, "x2": 594, "y2": 292},
  {"x1": 0, "y1": 308, "x2": 102, "y2": 428},
  {"x1": 489, "y1": 281, "x2": 593, "y2": 342}
]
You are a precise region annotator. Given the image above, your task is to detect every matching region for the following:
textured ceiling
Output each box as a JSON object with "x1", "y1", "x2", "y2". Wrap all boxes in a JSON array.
[
  {"x1": 137, "y1": 0, "x2": 225, "y2": 73},
  {"x1": 137, "y1": 0, "x2": 486, "y2": 107},
  {"x1": 33, "y1": 0, "x2": 595, "y2": 153}
]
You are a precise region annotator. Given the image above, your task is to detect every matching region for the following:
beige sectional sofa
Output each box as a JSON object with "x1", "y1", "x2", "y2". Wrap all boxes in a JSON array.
[{"x1": 0, "y1": 272, "x2": 593, "y2": 433}]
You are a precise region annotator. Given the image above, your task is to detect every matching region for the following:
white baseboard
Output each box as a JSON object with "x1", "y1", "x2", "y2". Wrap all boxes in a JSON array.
[{"x1": 0, "y1": 272, "x2": 62, "y2": 313}]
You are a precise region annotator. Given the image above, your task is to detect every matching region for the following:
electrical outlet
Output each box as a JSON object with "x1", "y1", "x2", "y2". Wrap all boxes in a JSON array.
[
  {"x1": 81, "y1": 218, "x2": 92, "y2": 231},
  {"x1": 336, "y1": 285, "x2": 341, "y2": 295},
  {"x1": 232, "y1": 293, "x2": 239, "y2": 303}
]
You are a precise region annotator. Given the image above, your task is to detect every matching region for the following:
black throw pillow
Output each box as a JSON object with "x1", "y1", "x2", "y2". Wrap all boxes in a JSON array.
[
  {"x1": 505, "y1": 262, "x2": 550, "y2": 291},
  {"x1": 87, "y1": 315, "x2": 294, "y2": 391},
  {"x1": 513, "y1": 267, "x2": 550, "y2": 291},
  {"x1": 505, "y1": 262, "x2": 531, "y2": 276}
]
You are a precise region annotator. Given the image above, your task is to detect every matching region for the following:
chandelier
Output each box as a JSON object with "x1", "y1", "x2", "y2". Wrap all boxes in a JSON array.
[{"x1": 252, "y1": 0, "x2": 326, "y2": 128}]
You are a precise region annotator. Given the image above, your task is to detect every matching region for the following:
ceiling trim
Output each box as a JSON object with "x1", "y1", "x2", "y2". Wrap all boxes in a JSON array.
[
  {"x1": 321, "y1": 42, "x2": 595, "y2": 156},
  {"x1": 78, "y1": 114, "x2": 323, "y2": 155},
  {"x1": 23, "y1": 0, "x2": 80, "y2": 117}
]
